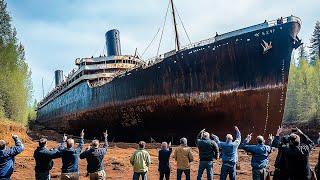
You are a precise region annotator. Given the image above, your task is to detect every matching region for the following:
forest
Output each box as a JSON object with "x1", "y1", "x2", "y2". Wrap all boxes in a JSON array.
[
  {"x1": 0, "y1": 0, "x2": 33, "y2": 125},
  {"x1": 284, "y1": 21, "x2": 320, "y2": 123}
]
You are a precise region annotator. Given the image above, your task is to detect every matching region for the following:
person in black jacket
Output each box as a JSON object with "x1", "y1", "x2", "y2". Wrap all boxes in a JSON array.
[
  {"x1": 283, "y1": 128, "x2": 314, "y2": 180},
  {"x1": 34, "y1": 138, "x2": 60, "y2": 180},
  {"x1": 196, "y1": 129, "x2": 219, "y2": 180},
  {"x1": 80, "y1": 130, "x2": 109, "y2": 180},
  {"x1": 158, "y1": 142, "x2": 172, "y2": 180},
  {"x1": 271, "y1": 127, "x2": 289, "y2": 180}
]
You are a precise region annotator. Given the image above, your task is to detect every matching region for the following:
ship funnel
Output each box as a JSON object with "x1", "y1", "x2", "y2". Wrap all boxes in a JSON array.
[
  {"x1": 105, "y1": 29, "x2": 121, "y2": 56},
  {"x1": 54, "y1": 70, "x2": 63, "y2": 86}
]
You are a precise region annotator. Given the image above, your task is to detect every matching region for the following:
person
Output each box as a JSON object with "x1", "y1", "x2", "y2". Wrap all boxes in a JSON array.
[
  {"x1": 130, "y1": 141, "x2": 151, "y2": 180},
  {"x1": 173, "y1": 137, "x2": 194, "y2": 180},
  {"x1": 58, "y1": 130, "x2": 84, "y2": 180},
  {"x1": 0, "y1": 134, "x2": 24, "y2": 179},
  {"x1": 196, "y1": 129, "x2": 219, "y2": 180},
  {"x1": 80, "y1": 130, "x2": 109, "y2": 180},
  {"x1": 212, "y1": 126, "x2": 241, "y2": 180},
  {"x1": 283, "y1": 128, "x2": 314, "y2": 180},
  {"x1": 241, "y1": 134, "x2": 272, "y2": 180},
  {"x1": 158, "y1": 142, "x2": 172, "y2": 180},
  {"x1": 270, "y1": 127, "x2": 289, "y2": 180},
  {"x1": 34, "y1": 138, "x2": 61, "y2": 180}
]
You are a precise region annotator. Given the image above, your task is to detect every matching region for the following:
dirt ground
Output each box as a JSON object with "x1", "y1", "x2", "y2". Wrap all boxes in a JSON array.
[{"x1": 1, "y1": 120, "x2": 319, "y2": 180}]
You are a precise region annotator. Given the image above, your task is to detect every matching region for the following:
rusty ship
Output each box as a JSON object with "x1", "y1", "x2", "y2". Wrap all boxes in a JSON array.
[{"x1": 36, "y1": 1, "x2": 302, "y2": 143}]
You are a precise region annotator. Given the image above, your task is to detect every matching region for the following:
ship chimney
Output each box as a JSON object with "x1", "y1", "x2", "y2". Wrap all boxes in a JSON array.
[
  {"x1": 54, "y1": 70, "x2": 63, "y2": 86},
  {"x1": 105, "y1": 29, "x2": 121, "y2": 56}
]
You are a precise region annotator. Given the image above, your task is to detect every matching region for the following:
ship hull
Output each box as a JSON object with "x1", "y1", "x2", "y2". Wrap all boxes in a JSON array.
[{"x1": 37, "y1": 21, "x2": 300, "y2": 143}]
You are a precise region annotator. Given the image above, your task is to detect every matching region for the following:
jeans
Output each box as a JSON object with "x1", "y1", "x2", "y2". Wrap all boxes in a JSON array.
[
  {"x1": 220, "y1": 163, "x2": 236, "y2": 180},
  {"x1": 133, "y1": 172, "x2": 147, "y2": 180},
  {"x1": 197, "y1": 161, "x2": 213, "y2": 180},
  {"x1": 252, "y1": 168, "x2": 269, "y2": 180},
  {"x1": 35, "y1": 171, "x2": 50, "y2": 180},
  {"x1": 159, "y1": 171, "x2": 170, "y2": 180},
  {"x1": 177, "y1": 169, "x2": 190, "y2": 180}
]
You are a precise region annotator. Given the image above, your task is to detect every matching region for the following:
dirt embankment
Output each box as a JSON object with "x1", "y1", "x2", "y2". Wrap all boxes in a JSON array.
[{"x1": 1, "y1": 119, "x2": 320, "y2": 180}]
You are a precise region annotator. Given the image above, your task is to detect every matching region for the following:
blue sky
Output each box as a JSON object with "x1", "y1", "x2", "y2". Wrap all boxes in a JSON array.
[{"x1": 6, "y1": 0, "x2": 319, "y2": 101}]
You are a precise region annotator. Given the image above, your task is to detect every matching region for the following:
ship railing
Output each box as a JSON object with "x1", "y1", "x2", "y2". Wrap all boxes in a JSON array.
[
  {"x1": 144, "y1": 55, "x2": 164, "y2": 67},
  {"x1": 179, "y1": 15, "x2": 301, "y2": 52}
]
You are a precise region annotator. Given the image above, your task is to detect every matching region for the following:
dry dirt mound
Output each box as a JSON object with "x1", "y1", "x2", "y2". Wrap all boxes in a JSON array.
[{"x1": 0, "y1": 118, "x2": 32, "y2": 144}]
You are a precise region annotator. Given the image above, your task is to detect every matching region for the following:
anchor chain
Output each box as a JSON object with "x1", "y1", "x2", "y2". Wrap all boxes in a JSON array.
[{"x1": 263, "y1": 92, "x2": 270, "y2": 135}]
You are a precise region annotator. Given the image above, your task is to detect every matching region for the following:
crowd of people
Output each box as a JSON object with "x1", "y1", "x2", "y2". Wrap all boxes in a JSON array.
[{"x1": 0, "y1": 126, "x2": 320, "y2": 180}]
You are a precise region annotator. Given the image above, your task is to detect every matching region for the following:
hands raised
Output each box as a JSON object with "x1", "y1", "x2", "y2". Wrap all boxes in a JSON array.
[
  {"x1": 246, "y1": 133, "x2": 252, "y2": 141},
  {"x1": 103, "y1": 130, "x2": 108, "y2": 138},
  {"x1": 268, "y1": 134, "x2": 274, "y2": 142},
  {"x1": 276, "y1": 126, "x2": 283, "y2": 136},
  {"x1": 63, "y1": 134, "x2": 68, "y2": 142},
  {"x1": 80, "y1": 129, "x2": 85, "y2": 138}
]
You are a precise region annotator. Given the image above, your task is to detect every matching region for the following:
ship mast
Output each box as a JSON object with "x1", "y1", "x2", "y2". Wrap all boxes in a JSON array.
[{"x1": 170, "y1": 0, "x2": 180, "y2": 51}]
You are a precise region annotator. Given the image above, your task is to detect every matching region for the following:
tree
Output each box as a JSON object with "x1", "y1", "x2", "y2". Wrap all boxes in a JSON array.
[
  {"x1": 297, "y1": 44, "x2": 308, "y2": 62},
  {"x1": 310, "y1": 21, "x2": 320, "y2": 65},
  {"x1": 0, "y1": 0, "x2": 32, "y2": 124}
]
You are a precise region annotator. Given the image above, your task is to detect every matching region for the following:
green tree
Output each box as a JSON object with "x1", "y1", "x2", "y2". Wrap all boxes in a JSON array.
[
  {"x1": 310, "y1": 21, "x2": 320, "y2": 65},
  {"x1": 298, "y1": 44, "x2": 308, "y2": 62},
  {"x1": 0, "y1": 0, "x2": 32, "y2": 124}
]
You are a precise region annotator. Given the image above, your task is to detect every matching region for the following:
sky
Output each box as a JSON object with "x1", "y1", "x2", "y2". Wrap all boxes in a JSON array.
[{"x1": 6, "y1": 0, "x2": 320, "y2": 101}]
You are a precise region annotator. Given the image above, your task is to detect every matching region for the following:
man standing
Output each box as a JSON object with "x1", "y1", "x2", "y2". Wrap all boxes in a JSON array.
[
  {"x1": 270, "y1": 127, "x2": 289, "y2": 180},
  {"x1": 212, "y1": 126, "x2": 241, "y2": 180},
  {"x1": 284, "y1": 128, "x2": 314, "y2": 180},
  {"x1": 58, "y1": 130, "x2": 84, "y2": 180},
  {"x1": 241, "y1": 134, "x2": 272, "y2": 180},
  {"x1": 0, "y1": 134, "x2": 24, "y2": 179},
  {"x1": 80, "y1": 130, "x2": 109, "y2": 180},
  {"x1": 173, "y1": 138, "x2": 194, "y2": 180},
  {"x1": 196, "y1": 129, "x2": 219, "y2": 180},
  {"x1": 34, "y1": 138, "x2": 60, "y2": 180},
  {"x1": 130, "y1": 141, "x2": 151, "y2": 180},
  {"x1": 158, "y1": 142, "x2": 172, "y2": 180}
]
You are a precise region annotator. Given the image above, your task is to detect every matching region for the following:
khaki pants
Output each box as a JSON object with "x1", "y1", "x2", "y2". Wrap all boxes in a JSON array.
[
  {"x1": 60, "y1": 172, "x2": 79, "y2": 180},
  {"x1": 89, "y1": 170, "x2": 106, "y2": 180}
]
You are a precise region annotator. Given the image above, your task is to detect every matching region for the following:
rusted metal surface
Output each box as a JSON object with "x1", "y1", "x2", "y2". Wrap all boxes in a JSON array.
[{"x1": 37, "y1": 21, "x2": 301, "y2": 143}]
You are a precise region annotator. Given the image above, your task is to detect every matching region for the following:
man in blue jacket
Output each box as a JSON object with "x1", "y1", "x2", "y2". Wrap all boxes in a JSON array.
[
  {"x1": 80, "y1": 130, "x2": 108, "y2": 180},
  {"x1": 196, "y1": 129, "x2": 219, "y2": 180},
  {"x1": 34, "y1": 138, "x2": 61, "y2": 180},
  {"x1": 58, "y1": 130, "x2": 84, "y2": 180},
  {"x1": 0, "y1": 134, "x2": 24, "y2": 179},
  {"x1": 241, "y1": 134, "x2": 272, "y2": 180},
  {"x1": 212, "y1": 126, "x2": 241, "y2": 180}
]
